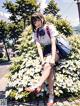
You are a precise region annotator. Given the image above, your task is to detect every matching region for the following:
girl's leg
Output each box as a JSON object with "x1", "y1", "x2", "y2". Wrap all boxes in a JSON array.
[
  {"x1": 47, "y1": 67, "x2": 55, "y2": 103},
  {"x1": 37, "y1": 62, "x2": 52, "y2": 87},
  {"x1": 47, "y1": 53, "x2": 60, "y2": 104},
  {"x1": 37, "y1": 52, "x2": 59, "y2": 87},
  {"x1": 25, "y1": 53, "x2": 60, "y2": 94}
]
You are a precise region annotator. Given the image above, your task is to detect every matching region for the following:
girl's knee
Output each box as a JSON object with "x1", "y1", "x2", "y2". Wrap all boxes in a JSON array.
[{"x1": 43, "y1": 63, "x2": 51, "y2": 70}]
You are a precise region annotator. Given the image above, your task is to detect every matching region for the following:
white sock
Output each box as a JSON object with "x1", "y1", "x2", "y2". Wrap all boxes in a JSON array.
[{"x1": 48, "y1": 95, "x2": 54, "y2": 103}]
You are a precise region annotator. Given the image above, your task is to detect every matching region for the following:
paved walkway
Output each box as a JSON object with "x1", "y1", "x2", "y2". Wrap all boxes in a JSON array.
[
  {"x1": 0, "y1": 61, "x2": 11, "y2": 91},
  {"x1": 0, "y1": 61, "x2": 80, "y2": 106},
  {"x1": 0, "y1": 61, "x2": 11, "y2": 79}
]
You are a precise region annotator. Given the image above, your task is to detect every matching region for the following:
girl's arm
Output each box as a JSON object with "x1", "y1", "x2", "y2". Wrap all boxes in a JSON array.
[
  {"x1": 51, "y1": 37, "x2": 56, "y2": 64},
  {"x1": 35, "y1": 41, "x2": 44, "y2": 64}
]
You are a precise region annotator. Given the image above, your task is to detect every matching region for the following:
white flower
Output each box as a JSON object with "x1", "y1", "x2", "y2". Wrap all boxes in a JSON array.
[
  {"x1": 18, "y1": 71, "x2": 23, "y2": 77},
  {"x1": 12, "y1": 72, "x2": 18, "y2": 80},
  {"x1": 66, "y1": 78, "x2": 73, "y2": 87},
  {"x1": 18, "y1": 88, "x2": 23, "y2": 93},
  {"x1": 8, "y1": 82, "x2": 13, "y2": 87},
  {"x1": 5, "y1": 90, "x2": 12, "y2": 97}
]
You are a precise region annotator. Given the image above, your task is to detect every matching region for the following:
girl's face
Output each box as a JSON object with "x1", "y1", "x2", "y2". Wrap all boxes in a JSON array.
[{"x1": 34, "y1": 19, "x2": 42, "y2": 29}]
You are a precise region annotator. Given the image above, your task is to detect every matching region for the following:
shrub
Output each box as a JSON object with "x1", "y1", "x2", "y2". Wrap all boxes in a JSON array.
[
  {"x1": 9, "y1": 55, "x2": 24, "y2": 74},
  {"x1": 6, "y1": 35, "x2": 80, "y2": 101},
  {"x1": 6, "y1": 54, "x2": 42, "y2": 100},
  {"x1": 45, "y1": 15, "x2": 73, "y2": 36},
  {"x1": 17, "y1": 26, "x2": 37, "y2": 57}
]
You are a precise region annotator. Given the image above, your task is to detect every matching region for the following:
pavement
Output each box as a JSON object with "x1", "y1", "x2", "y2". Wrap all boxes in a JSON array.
[
  {"x1": 0, "y1": 61, "x2": 80, "y2": 106},
  {"x1": 0, "y1": 61, "x2": 11, "y2": 78},
  {"x1": 0, "y1": 61, "x2": 11, "y2": 91}
]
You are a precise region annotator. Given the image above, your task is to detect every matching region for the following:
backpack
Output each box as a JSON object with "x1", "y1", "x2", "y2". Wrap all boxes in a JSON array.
[{"x1": 46, "y1": 26, "x2": 72, "y2": 58}]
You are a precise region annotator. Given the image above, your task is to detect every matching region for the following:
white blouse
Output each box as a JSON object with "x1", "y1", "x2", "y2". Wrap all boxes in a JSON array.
[{"x1": 32, "y1": 24, "x2": 58, "y2": 46}]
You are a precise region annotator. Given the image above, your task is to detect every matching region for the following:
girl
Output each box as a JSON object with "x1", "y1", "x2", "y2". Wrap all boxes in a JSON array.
[{"x1": 25, "y1": 12, "x2": 60, "y2": 106}]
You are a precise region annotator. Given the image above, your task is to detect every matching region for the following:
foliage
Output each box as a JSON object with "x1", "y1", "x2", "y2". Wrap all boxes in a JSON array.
[
  {"x1": 16, "y1": 25, "x2": 37, "y2": 57},
  {"x1": 3, "y1": 0, "x2": 39, "y2": 27},
  {"x1": 44, "y1": 0, "x2": 60, "y2": 17},
  {"x1": 0, "y1": 20, "x2": 8, "y2": 40},
  {"x1": 7, "y1": 21, "x2": 24, "y2": 40},
  {"x1": 45, "y1": 15, "x2": 73, "y2": 36},
  {"x1": 6, "y1": 54, "x2": 42, "y2": 100},
  {"x1": 9, "y1": 55, "x2": 24, "y2": 74},
  {"x1": 54, "y1": 35, "x2": 80, "y2": 96},
  {"x1": 0, "y1": 20, "x2": 10, "y2": 61},
  {"x1": 55, "y1": 18, "x2": 73, "y2": 37},
  {"x1": 68, "y1": 35, "x2": 80, "y2": 60},
  {"x1": 2, "y1": 0, "x2": 39, "y2": 52},
  {"x1": 6, "y1": 34, "x2": 80, "y2": 101}
]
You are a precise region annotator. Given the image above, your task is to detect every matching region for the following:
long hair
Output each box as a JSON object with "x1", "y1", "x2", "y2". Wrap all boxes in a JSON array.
[{"x1": 31, "y1": 12, "x2": 46, "y2": 32}]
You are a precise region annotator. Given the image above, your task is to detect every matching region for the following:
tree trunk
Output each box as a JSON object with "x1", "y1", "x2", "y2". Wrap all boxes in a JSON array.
[{"x1": 3, "y1": 39, "x2": 10, "y2": 61}]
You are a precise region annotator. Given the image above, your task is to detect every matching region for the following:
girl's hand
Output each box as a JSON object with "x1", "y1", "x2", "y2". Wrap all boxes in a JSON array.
[{"x1": 42, "y1": 61, "x2": 46, "y2": 67}]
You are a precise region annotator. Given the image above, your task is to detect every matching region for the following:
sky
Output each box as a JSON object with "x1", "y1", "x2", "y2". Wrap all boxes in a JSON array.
[
  {"x1": 55, "y1": 0, "x2": 79, "y2": 26},
  {"x1": 0, "y1": 0, "x2": 79, "y2": 26}
]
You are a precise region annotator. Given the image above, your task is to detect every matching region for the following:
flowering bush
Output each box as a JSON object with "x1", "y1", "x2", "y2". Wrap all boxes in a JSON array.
[
  {"x1": 9, "y1": 55, "x2": 24, "y2": 74},
  {"x1": 6, "y1": 54, "x2": 42, "y2": 100},
  {"x1": 45, "y1": 14, "x2": 73, "y2": 36},
  {"x1": 5, "y1": 26, "x2": 80, "y2": 101}
]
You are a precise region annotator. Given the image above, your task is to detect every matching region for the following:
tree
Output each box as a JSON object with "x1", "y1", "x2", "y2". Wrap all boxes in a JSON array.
[
  {"x1": 2, "y1": 0, "x2": 39, "y2": 58},
  {"x1": 44, "y1": 0, "x2": 60, "y2": 17},
  {"x1": 3, "y1": 0, "x2": 39, "y2": 28},
  {"x1": 0, "y1": 20, "x2": 10, "y2": 61},
  {"x1": 6, "y1": 21, "x2": 24, "y2": 51},
  {"x1": 8, "y1": 21, "x2": 24, "y2": 40}
]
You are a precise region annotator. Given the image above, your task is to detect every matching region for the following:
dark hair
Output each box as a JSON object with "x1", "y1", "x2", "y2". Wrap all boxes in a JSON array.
[{"x1": 31, "y1": 12, "x2": 46, "y2": 32}]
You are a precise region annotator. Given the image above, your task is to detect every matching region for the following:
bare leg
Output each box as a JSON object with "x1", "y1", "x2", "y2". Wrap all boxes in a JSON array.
[
  {"x1": 37, "y1": 53, "x2": 59, "y2": 88},
  {"x1": 37, "y1": 62, "x2": 52, "y2": 86},
  {"x1": 47, "y1": 68, "x2": 55, "y2": 102},
  {"x1": 47, "y1": 53, "x2": 60, "y2": 103}
]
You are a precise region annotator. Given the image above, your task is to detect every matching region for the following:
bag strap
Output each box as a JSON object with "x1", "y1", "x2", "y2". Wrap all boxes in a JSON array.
[
  {"x1": 36, "y1": 28, "x2": 39, "y2": 39},
  {"x1": 46, "y1": 26, "x2": 51, "y2": 39}
]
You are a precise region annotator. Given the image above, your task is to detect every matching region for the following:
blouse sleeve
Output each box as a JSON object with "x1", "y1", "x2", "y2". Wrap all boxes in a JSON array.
[{"x1": 49, "y1": 24, "x2": 58, "y2": 38}]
